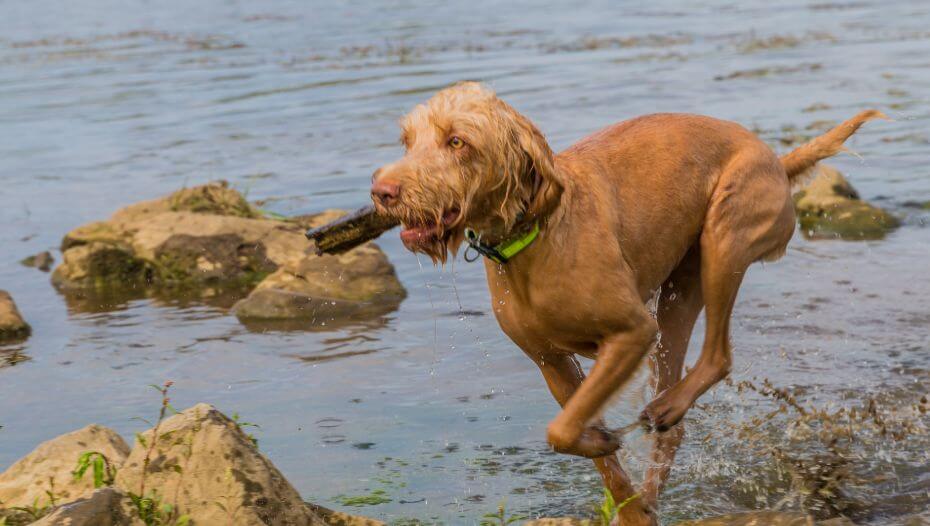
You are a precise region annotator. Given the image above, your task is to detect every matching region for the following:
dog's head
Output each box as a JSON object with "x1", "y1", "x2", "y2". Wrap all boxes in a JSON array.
[{"x1": 371, "y1": 82, "x2": 562, "y2": 263}]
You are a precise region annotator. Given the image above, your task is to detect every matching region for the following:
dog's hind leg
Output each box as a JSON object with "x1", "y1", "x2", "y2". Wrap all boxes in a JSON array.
[
  {"x1": 641, "y1": 156, "x2": 795, "y2": 432},
  {"x1": 641, "y1": 247, "x2": 704, "y2": 508},
  {"x1": 532, "y1": 353, "x2": 657, "y2": 525}
]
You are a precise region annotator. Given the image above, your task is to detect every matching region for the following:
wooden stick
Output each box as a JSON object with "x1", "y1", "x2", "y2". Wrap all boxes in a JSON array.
[{"x1": 304, "y1": 205, "x2": 399, "y2": 255}]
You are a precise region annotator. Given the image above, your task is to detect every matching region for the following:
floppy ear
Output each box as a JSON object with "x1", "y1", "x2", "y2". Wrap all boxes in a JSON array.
[{"x1": 513, "y1": 111, "x2": 564, "y2": 221}]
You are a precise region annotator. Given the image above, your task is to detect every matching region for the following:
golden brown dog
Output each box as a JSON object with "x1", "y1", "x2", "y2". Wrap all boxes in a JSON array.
[{"x1": 370, "y1": 82, "x2": 883, "y2": 524}]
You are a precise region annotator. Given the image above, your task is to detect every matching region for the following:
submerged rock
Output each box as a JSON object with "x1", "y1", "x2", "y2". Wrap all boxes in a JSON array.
[
  {"x1": 0, "y1": 291, "x2": 30, "y2": 342},
  {"x1": 114, "y1": 403, "x2": 326, "y2": 526},
  {"x1": 20, "y1": 251, "x2": 54, "y2": 272},
  {"x1": 0, "y1": 425, "x2": 129, "y2": 508},
  {"x1": 51, "y1": 182, "x2": 404, "y2": 327},
  {"x1": 793, "y1": 164, "x2": 899, "y2": 240}
]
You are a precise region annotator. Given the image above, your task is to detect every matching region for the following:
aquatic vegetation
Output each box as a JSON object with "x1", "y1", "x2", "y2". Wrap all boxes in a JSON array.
[
  {"x1": 335, "y1": 489, "x2": 392, "y2": 507},
  {"x1": 714, "y1": 63, "x2": 823, "y2": 81}
]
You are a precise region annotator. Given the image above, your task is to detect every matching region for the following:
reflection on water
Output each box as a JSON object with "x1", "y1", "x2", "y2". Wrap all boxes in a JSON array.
[{"x1": 2, "y1": 0, "x2": 930, "y2": 524}]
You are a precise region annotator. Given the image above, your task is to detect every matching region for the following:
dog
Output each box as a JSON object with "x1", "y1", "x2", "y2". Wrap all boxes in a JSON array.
[{"x1": 370, "y1": 82, "x2": 883, "y2": 525}]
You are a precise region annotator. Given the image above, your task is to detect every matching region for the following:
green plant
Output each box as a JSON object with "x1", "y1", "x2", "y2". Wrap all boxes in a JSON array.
[
  {"x1": 128, "y1": 381, "x2": 190, "y2": 526},
  {"x1": 479, "y1": 501, "x2": 526, "y2": 526},
  {"x1": 597, "y1": 488, "x2": 640, "y2": 526},
  {"x1": 73, "y1": 451, "x2": 118, "y2": 488},
  {"x1": 8, "y1": 477, "x2": 58, "y2": 522},
  {"x1": 231, "y1": 412, "x2": 260, "y2": 448}
]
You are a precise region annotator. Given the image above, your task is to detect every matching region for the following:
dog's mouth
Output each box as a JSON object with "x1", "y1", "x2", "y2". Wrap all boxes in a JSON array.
[{"x1": 399, "y1": 208, "x2": 461, "y2": 251}]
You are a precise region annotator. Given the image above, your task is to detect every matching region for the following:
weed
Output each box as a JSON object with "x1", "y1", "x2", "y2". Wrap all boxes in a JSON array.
[
  {"x1": 231, "y1": 412, "x2": 260, "y2": 448},
  {"x1": 73, "y1": 451, "x2": 118, "y2": 488},
  {"x1": 596, "y1": 488, "x2": 640, "y2": 525},
  {"x1": 479, "y1": 501, "x2": 526, "y2": 526}
]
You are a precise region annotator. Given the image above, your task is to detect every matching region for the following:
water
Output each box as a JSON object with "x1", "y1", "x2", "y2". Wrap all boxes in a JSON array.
[{"x1": 2, "y1": 0, "x2": 929, "y2": 524}]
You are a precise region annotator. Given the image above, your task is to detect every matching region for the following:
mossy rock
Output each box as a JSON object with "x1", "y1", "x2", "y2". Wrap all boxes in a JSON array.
[
  {"x1": 793, "y1": 165, "x2": 899, "y2": 241},
  {"x1": 796, "y1": 198, "x2": 899, "y2": 240},
  {"x1": 167, "y1": 181, "x2": 259, "y2": 218},
  {"x1": 52, "y1": 242, "x2": 154, "y2": 289}
]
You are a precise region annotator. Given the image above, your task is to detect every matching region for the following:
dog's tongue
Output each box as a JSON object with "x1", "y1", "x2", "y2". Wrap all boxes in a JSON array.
[
  {"x1": 399, "y1": 224, "x2": 437, "y2": 245},
  {"x1": 399, "y1": 210, "x2": 459, "y2": 249}
]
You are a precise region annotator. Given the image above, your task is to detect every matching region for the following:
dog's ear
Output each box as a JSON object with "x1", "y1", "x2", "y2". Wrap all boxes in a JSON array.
[{"x1": 513, "y1": 112, "x2": 564, "y2": 221}]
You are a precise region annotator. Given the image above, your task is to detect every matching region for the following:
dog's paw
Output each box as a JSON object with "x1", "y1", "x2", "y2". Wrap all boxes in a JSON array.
[
  {"x1": 640, "y1": 391, "x2": 690, "y2": 432},
  {"x1": 549, "y1": 424, "x2": 621, "y2": 458}
]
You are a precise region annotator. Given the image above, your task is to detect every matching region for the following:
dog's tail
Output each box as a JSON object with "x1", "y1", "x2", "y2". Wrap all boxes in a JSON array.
[{"x1": 780, "y1": 109, "x2": 888, "y2": 182}]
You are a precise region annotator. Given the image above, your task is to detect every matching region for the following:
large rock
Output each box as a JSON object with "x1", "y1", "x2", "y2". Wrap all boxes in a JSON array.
[
  {"x1": 793, "y1": 164, "x2": 898, "y2": 240},
  {"x1": 0, "y1": 425, "x2": 130, "y2": 508},
  {"x1": 51, "y1": 183, "x2": 405, "y2": 326},
  {"x1": 0, "y1": 291, "x2": 30, "y2": 342},
  {"x1": 114, "y1": 403, "x2": 326, "y2": 526},
  {"x1": 52, "y1": 182, "x2": 300, "y2": 290},
  {"x1": 31, "y1": 488, "x2": 142, "y2": 526}
]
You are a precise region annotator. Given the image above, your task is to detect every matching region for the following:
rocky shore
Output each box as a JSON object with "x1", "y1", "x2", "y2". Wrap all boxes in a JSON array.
[{"x1": 0, "y1": 403, "x2": 855, "y2": 526}]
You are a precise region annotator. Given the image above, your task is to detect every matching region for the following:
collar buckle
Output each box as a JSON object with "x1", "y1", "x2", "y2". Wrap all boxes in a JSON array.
[{"x1": 464, "y1": 228, "x2": 506, "y2": 264}]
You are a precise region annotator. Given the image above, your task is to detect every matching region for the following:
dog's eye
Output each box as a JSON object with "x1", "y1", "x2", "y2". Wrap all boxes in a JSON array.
[{"x1": 448, "y1": 136, "x2": 465, "y2": 149}]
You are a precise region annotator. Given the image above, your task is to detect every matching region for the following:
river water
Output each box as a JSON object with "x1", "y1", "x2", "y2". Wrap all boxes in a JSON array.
[{"x1": 1, "y1": 1, "x2": 929, "y2": 524}]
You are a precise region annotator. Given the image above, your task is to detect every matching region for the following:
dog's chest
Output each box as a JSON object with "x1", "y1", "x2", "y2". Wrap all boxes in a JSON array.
[{"x1": 488, "y1": 277, "x2": 606, "y2": 356}]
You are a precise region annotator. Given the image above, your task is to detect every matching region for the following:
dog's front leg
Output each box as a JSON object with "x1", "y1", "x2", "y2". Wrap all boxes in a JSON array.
[
  {"x1": 532, "y1": 352, "x2": 656, "y2": 526},
  {"x1": 546, "y1": 313, "x2": 657, "y2": 458}
]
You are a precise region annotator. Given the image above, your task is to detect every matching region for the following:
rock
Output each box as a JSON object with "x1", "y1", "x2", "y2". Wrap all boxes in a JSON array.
[
  {"x1": 232, "y1": 242, "x2": 406, "y2": 323},
  {"x1": 232, "y1": 210, "x2": 406, "y2": 324},
  {"x1": 20, "y1": 251, "x2": 54, "y2": 272},
  {"x1": 30, "y1": 488, "x2": 142, "y2": 526},
  {"x1": 51, "y1": 182, "x2": 294, "y2": 290},
  {"x1": 793, "y1": 164, "x2": 899, "y2": 240},
  {"x1": 0, "y1": 425, "x2": 130, "y2": 509},
  {"x1": 0, "y1": 291, "x2": 30, "y2": 343},
  {"x1": 114, "y1": 403, "x2": 327, "y2": 526},
  {"x1": 51, "y1": 183, "x2": 405, "y2": 327}
]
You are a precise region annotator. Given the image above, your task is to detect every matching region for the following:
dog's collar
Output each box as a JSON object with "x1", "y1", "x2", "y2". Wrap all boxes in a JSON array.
[{"x1": 463, "y1": 222, "x2": 540, "y2": 264}]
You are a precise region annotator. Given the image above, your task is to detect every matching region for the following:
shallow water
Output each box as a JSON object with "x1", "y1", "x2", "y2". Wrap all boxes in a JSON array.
[{"x1": 2, "y1": 1, "x2": 929, "y2": 524}]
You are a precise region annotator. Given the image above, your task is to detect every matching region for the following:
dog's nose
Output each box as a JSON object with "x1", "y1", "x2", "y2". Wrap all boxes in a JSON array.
[{"x1": 371, "y1": 179, "x2": 401, "y2": 208}]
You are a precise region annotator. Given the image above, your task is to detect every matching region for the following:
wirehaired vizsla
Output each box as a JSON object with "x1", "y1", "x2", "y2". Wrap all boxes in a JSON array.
[{"x1": 370, "y1": 82, "x2": 883, "y2": 524}]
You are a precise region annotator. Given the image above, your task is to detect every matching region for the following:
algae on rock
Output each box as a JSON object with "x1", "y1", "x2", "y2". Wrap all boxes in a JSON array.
[{"x1": 793, "y1": 164, "x2": 898, "y2": 241}]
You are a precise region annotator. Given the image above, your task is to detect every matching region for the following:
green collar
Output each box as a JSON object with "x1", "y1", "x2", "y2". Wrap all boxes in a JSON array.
[{"x1": 463, "y1": 223, "x2": 540, "y2": 264}]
